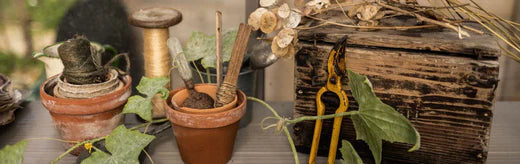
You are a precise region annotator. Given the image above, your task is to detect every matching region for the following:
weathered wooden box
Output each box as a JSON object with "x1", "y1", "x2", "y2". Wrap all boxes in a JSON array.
[{"x1": 293, "y1": 16, "x2": 500, "y2": 163}]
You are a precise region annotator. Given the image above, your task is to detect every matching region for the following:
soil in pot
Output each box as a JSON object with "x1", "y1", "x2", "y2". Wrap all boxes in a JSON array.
[
  {"x1": 190, "y1": 60, "x2": 254, "y2": 128},
  {"x1": 164, "y1": 84, "x2": 247, "y2": 164}
]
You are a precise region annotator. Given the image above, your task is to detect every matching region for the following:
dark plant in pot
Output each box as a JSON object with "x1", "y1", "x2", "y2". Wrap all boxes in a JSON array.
[{"x1": 39, "y1": 36, "x2": 132, "y2": 155}]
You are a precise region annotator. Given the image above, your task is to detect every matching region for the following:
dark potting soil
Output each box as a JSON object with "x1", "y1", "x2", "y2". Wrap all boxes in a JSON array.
[
  {"x1": 58, "y1": 35, "x2": 107, "y2": 85},
  {"x1": 182, "y1": 90, "x2": 215, "y2": 109}
]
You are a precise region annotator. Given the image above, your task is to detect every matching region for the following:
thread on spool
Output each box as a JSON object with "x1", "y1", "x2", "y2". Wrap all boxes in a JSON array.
[{"x1": 143, "y1": 28, "x2": 171, "y2": 80}]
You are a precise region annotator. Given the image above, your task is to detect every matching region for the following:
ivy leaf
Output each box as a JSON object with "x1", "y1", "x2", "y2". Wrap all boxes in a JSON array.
[
  {"x1": 124, "y1": 77, "x2": 169, "y2": 122},
  {"x1": 0, "y1": 140, "x2": 28, "y2": 164},
  {"x1": 347, "y1": 69, "x2": 420, "y2": 164},
  {"x1": 339, "y1": 140, "x2": 362, "y2": 164},
  {"x1": 81, "y1": 125, "x2": 155, "y2": 164},
  {"x1": 184, "y1": 31, "x2": 215, "y2": 62},
  {"x1": 122, "y1": 96, "x2": 153, "y2": 122},
  {"x1": 184, "y1": 29, "x2": 238, "y2": 69},
  {"x1": 135, "y1": 76, "x2": 169, "y2": 98}
]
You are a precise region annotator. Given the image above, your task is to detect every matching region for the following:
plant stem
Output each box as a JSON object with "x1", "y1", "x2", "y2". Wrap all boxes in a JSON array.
[
  {"x1": 143, "y1": 149, "x2": 155, "y2": 164},
  {"x1": 26, "y1": 137, "x2": 78, "y2": 143},
  {"x1": 286, "y1": 111, "x2": 358, "y2": 124},
  {"x1": 192, "y1": 61, "x2": 205, "y2": 83},
  {"x1": 248, "y1": 96, "x2": 359, "y2": 164},
  {"x1": 130, "y1": 118, "x2": 169, "y2": 130},
  {"x1": 206, "y1": 68, "x2": 212, "y2": 83},
  {"x1": 247, "y1": 97, "x2": 280, "y2": 118},
  {"x1": 51, "y1": 137, "x2": 105, "y2": 164},
  {"x1": 283, "y1": 126, "x2": 300, "y2": 164}
]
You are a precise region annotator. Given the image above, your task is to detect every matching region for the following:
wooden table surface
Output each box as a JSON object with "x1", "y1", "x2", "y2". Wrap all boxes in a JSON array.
[{"x1": 1, "y1": 101, "x2": 519, "y2": 164}]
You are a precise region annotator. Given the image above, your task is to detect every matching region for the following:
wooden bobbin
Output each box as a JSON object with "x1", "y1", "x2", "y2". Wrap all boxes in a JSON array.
[{"x1": 129, "y1": 7, "x2": 182, "y2": 118}]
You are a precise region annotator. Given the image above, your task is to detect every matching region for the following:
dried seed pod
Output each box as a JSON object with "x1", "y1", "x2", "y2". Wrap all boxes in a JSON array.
[
  {"x1": 260, "y1": 11, "x2": 278, "y2": 34},
  {"x1": 275, "y1": 17, "x2": 284, "y2": 31},
  {"x1": 294, "y1": 0, "x2": 305, "y2": 8},
  {"x1": 271, "y1": 36, "x2": 289, "y2": 57},
  {"x1": 277, "y1": 3, "x2": 291, "y2": 19},
  {"x1": 356, "y1": 4, "x2": 381, "y2": 21},
  {"x1": 305, "y1": 0, "x2": 331, "y2": 10},
  {"x1": 248, "y1": 8, "x2": 268, "y2": 31},
  {"x1": 283, "y1": 10, "x2": 301, "y2": 28},
  {"x1": 347, "y1": 4, "x2": 362, "y2": 18},
  {"x1": 260, "y1": 0, "x2": 279, "y2": 7},
  {"x1": 292, "y1": 30, "x2": 299, "y2": 45},
  {"x1": 276, "y1": 28, "x2": 296, "y2": 48},
  {"x1": 286, "y1": 43, "x2": 296, "y2": 57}
]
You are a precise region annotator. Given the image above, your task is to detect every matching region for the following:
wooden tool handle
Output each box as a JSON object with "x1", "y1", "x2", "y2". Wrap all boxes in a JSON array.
[{"x1": 215, "y1": 23, "x2": 252, "y2": 107}]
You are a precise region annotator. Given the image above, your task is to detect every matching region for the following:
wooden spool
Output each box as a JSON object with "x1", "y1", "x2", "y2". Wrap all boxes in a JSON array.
[{"x1": 129, "y1": 7, "x2": 182, "y2": 118}]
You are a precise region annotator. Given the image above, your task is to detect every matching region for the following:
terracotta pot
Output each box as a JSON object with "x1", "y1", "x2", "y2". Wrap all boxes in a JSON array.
[
  {"x1": 40, "y1": 74, "x2": 131, "y2": 155},
  {"x1": 164, "y1": 84, "x2": 246, "y2": 164}
]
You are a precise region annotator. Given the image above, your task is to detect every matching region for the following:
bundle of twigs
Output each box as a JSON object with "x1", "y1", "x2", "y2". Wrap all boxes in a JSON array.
[{"x1": 267, "y1": 0, "x2": 520, "y2": 62}]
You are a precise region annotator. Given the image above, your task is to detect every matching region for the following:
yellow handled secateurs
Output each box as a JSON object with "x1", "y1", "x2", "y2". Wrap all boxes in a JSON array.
[{"x1": 309, "y1": 36, "x2": 349, "y2": 164}]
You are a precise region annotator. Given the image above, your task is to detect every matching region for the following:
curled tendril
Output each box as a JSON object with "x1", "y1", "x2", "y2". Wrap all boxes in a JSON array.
[
  {"x1": 260, "y1": 116, "x2": 289, "y2": 133},
  {"x1": 158, "y1": 88, "x2": 170, "y2": 99}
]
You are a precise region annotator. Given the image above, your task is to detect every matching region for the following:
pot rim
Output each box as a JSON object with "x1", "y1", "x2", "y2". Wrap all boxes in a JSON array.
[
  {"x1": 170, "y1": 84, "x2": 238, "y2": 114},
  {"x1": 164, "y1": 88, "x2": 247, "y2": 129},
  {"x1": 40, "y1": 72, "x2": 132, "y2": 115}
]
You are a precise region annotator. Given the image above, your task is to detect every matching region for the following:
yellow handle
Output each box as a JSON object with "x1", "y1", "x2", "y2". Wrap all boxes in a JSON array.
[
  {"x1": 327, "y1": 91, "x2": 348, "y2": 164},
  {"x1": 309, "y1": 87, "x2": 327, "y2": 164}
]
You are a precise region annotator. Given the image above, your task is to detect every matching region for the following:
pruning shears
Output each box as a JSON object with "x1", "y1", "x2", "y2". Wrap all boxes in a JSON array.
[{"x1": 309, "y1": 36, "x2": 349, "y2": 164}]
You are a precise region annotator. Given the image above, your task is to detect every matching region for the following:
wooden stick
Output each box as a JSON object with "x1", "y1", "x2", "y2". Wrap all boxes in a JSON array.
[
  {"x1": 216, "y1": 11, "x2": 223, "y2": 87},
  {"x1": 215, "y1": 23, "x2": 253, "y2": 107}
]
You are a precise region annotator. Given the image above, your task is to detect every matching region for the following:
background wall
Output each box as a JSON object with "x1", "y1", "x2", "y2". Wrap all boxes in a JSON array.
[{"x1": 0, "y1": 0, "x2": 518, "y2": 101}]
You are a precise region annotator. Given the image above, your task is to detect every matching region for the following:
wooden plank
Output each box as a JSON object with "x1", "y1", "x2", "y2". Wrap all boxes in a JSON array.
[{"x1": 293, "y1": 43, "x2": 499, "y2": 163}]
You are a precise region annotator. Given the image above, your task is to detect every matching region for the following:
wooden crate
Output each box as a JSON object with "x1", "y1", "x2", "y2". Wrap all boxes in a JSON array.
[{"x1": 293, "y1": 16, "x2": 500, "y2": 163}]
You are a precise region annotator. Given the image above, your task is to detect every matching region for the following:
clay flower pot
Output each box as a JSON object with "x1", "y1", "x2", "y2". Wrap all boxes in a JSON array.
[
  {"x1": 164, "y1": 84, "x2": 246, "y2": 164},
  {"x1": 39, "y1": 73, "x2": 131, "y2": 155}
]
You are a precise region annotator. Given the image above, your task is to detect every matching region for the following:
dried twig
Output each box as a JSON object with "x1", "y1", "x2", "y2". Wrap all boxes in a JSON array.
[{"x1": 376, "y1": 1, "x2": 470, "y2": 38}]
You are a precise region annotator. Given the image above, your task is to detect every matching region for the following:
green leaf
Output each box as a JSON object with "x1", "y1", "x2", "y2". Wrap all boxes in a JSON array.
[
  {"x1": 135, "y1": 76, "x2": 169, "y2": 98},
  {"x1": 124, "y1": 77, "x2": 169, "y2": 121},
  {"x1": 0, "y1": 140, "x2": 28, "y2": 164},
  {"x1": 184, "y1": 31, "x2": 215, "y2": 62},
  {"x1": 339, "y1": 140, "x2": 362, "y2": 164},
  {"x1": 347, "y1": 69, "x2": 420, "y2": 164},
  {"x1": 122, "y1": 96, "x2": 153, "y2": 122},
  {"x1": 81, "y1": 125, "x2": 155, "y2": 164},
  {"x1": 184, "y1": 29, "x2": 238, "y2": 69}
]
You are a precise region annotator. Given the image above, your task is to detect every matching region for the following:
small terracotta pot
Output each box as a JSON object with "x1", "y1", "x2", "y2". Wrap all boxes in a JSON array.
[
  {"x1": 164, "y1": 84, "x2": 246, "y2": 164},
  {"x1": 40, "y1": 74, "x2": 131, "y2": 155}
]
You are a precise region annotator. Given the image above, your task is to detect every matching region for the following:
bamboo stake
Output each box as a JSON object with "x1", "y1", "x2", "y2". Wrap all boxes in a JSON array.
[
  {"x1": 216, "y1": 11, "x2": 223, "y2": 87},
  {"x1": 215, "y1": 24, "x2": 253, "y2": 107}
]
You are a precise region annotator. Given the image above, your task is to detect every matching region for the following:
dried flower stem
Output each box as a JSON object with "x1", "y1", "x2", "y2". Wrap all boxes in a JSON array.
[{"x1": 376, "y1": 1, "x2": 470, "y2": 38}]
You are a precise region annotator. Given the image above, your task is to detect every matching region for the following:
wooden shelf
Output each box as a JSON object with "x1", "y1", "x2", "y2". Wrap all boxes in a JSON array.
[{"x1": 1, "y1": 101, "x2": 518, "y2": 163}]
